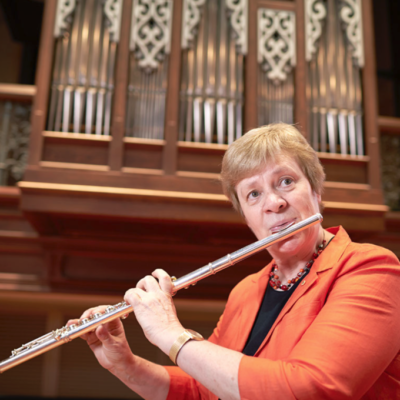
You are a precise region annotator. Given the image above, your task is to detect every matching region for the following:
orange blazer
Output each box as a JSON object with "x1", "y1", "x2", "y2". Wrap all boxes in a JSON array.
[{"x1": 166, "y1": 227, "x2": 400, "y2": 399}]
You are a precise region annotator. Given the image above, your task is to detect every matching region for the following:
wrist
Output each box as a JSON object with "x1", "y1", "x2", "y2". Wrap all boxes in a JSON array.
[
  {"x1": 168, "y1": 329, "x2": 205, "y2": 365},
  {"x1": 159, "y1": 326, "x2": 186, "y2": 355},
  {"x1": 109, "y1": 351, "x2": 137, "y2": 381}
]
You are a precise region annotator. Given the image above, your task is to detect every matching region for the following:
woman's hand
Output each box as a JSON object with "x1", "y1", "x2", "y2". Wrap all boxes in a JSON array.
[
  {"x1": 67, "y1": 305, "x2": 134, "y2": 376},
  {"x1": 124, "y1": 268, "x2": 184, "y2": 355}
]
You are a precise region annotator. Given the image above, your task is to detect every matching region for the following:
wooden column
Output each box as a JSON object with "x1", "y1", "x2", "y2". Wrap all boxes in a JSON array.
[
  {"x1": 362, "y1": 0, "x2": 382, "y2": 191},
  {"x1": 162, "y1": 0, "x2": 183, "y2": 175},
  {"x1": 108, "y1": 0, "x2": 132, "y2": 171},
  {"x1": 244, "y1": 0, "x2": 258, "y2": 132},
  {"x1": 294, "y1": 0, "x2": 308, "y2": 138},
  {"x1": 27, "y1": 0, "x2": 57, "y2": 166}
]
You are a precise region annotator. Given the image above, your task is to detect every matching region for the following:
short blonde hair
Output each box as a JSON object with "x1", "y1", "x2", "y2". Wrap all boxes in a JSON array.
[{"x1": 221, "y1": 123, "x2": 325, "y2": 213}]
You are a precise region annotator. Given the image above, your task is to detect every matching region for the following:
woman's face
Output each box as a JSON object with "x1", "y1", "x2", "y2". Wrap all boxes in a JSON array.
[{"x1": 235, "y1": 155, "x2": 321, "y2": 260}]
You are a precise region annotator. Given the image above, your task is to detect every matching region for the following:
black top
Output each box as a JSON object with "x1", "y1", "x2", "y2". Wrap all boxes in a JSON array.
[{"x1": 242, "y1": 269, "x2": 309, "y2": 356}]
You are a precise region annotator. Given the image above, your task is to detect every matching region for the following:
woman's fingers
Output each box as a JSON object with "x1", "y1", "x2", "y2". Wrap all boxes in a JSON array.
[
  {"x1": 152, "y1": 269, "x2": 174, "y2": 295},
  {"x1": 66, "y1": 305, "x2": 124, "y2": 342},
  {"x1": 124, "y1": 287, "x2": 145, "y2": 307},
  {"x1": 136, "y1": 275, "x2": 161, "y2": 292},
  {"x1": 135, "y1": 270, "x2": 174, "y2": 298}
]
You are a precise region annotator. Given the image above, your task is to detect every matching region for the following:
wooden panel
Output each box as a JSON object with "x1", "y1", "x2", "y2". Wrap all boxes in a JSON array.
[
  {"x1": 58, "y1": 316, "x2": 144, "y2": 398},
  {"x1": 42, "y1": 136, "x2": 109, "y2": 165},
  {"x1": 323, "y1": 186, "x2": 383, "y2": 205},
  {"x1": 0, "y1": 292, "x2": 224, "y2": 396},
  {"x1": 0, "y1": 312, "x2": 46, "y2": 396},
  {"x1": 0, "y1": 217, "x2": 35, "y2": 232},
  {"x1": 47, "y1": 222, "x2": 270, "y2": 299},
  {"x1": 177, "y1": 146, "x2": 369, "y2": 182},
  {"x1": 322, "y1": 209, "x2": 385, "y2": 232},
  {"x1": 177, "y1": 145, "x2": 226, "y2": 174},
  {"x1": 123, "y1": 140, "x2": 164, "y2": 170},
  {"x1": 0, "y1": 253, "x2": 45, "y2": 276},
  {"x1": 321, "y1": 158, "x2": 368, "y2": 183},
  {"x1": 23, "y1": 167, "x2": 225, "y2": 194}
]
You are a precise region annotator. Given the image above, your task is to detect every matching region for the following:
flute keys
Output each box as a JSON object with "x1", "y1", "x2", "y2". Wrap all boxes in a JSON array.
[
  {"x1": 94, "y1": 313, "x2": 103, "y2": 319},
  {"x1": 81, "y1": 318, "x2": 90, "y2": 324}
]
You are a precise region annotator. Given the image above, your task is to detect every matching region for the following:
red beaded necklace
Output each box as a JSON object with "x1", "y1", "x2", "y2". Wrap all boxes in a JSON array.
[{"x1": 269, "y1": 237, "x2": 327, "y2": 291}]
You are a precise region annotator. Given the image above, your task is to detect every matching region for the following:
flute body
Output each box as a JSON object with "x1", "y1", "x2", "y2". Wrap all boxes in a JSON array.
[{"x1": 0, "y1": 213, "x2": 323, "y2": 373}]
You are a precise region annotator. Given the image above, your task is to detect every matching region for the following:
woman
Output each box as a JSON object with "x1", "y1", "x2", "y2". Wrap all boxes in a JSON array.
[{"x1": 73, "y1": 124, "x2": 400, "y2": 399}]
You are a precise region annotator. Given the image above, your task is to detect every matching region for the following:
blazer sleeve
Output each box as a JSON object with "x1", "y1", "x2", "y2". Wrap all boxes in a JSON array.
[{"x1": 238, "y1": 248, "x2": 400, "y2": 400}]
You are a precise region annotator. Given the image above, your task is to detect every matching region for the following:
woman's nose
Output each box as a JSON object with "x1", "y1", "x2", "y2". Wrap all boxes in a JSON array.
[{"x1": 263, "y1": 193, "x2": 287, "y2": 213}]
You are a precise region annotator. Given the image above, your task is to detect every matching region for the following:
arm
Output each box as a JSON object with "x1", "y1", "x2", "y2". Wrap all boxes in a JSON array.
[
  {"x1": 125, "y1": 270, "x2": 244, "y2": 400},
  {"x1": 75, "y1": 272, "x2": 244, "y2": 400},
  {"x1": 70, "y1": 307, "x2": 170, "y2": 400}
]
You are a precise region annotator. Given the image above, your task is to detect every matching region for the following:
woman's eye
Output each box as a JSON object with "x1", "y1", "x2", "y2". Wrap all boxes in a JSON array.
[
  {"x1": 282, "y1": 178, "x2": 293, "y2": 186},
  {"x1": 248, "y1": 190, "x2": 260, "y2": 199}
]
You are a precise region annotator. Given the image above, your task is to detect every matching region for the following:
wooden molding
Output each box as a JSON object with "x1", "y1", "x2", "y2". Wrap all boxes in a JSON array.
[
  {"x1": 323, "y1": 182, "x2": 370, "y2": 191},
  {"x1": 18, "y1": 181, "x2": 229, "y2": 203},
  {"x1": 176, "y1": 171, "x2": 221, "y2": 180},
  {"x1": 43, "y1": 131, "x2": 112, "y2": 142},
  {"x1": 0, "y1": 186, "x2": 20, "y2": 200},
  {"x1": 258, "y1": 1, "x2": 296, "y2": 12},
  {"x1": 18, "y1": 181, "x2": 388, "y2": 214},
  {"x1": 124, "y1": 137, "x2": 166, "y2": 146},
  {"x1": 0, "y1": 84, "x2": 36, "y2": 101},
  {"x1": 178, "y1": 141, "x2": 229, "y2": 151},
  {"x1": 378, "y1": 116, "x2": 400, "y2": 135},
  {"x1": 317, "y1": 152, "x2": 370, "y2": 163},
  {"x1": 323, "y1": 201, "x2": 388, "y2": 213},
  {"x1": 121, "y1": 167, "x2": 164, "y2": 175},
  {"x1": 39, "y1": 161, "x2": 110, "y2": 172},
  {"x1": 0, "y1": 230, "x2": 37, "y2": 238}
]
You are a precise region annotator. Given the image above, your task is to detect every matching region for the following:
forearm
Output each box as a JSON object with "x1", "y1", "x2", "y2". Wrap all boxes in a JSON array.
[
  {"x1": 111, "y1": 354, "x2": 170, "y2": 400},
  {"x1": 172, "y1": 340, "x2": 243, "y2": 400}
]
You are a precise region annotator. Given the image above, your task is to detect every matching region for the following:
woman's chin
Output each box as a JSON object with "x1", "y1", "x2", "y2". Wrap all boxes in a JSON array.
[{"x1": 272, "y1": 237, "x2": 303, "y2": 257}]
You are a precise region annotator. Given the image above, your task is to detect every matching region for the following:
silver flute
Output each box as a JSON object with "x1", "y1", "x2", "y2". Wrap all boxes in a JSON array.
[{"x1": 0, "y1": 214, "x2": 323, "y2": 373}]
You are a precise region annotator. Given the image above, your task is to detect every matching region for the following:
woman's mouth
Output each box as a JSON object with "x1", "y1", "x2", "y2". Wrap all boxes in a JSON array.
[{"x1": 270, "y1": 219, "x2": 296, "y2": 234}]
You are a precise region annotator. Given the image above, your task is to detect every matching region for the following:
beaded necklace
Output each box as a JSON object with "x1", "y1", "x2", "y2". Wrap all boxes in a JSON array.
[{"x1": 269, "y1": 236, "x2": 327, "y2": 291}]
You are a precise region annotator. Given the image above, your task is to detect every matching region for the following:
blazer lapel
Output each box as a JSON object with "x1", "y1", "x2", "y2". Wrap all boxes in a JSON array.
[
  {"x1": 253, "y1": 227, "x2": 347, "y2": 356},
  {"x1": 253, "y1": 269, "x2": 320, "y2": 356}
]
